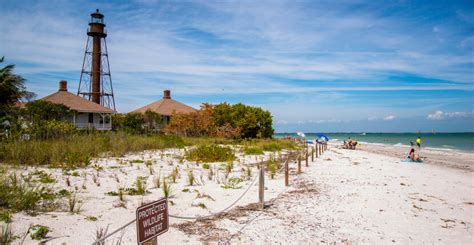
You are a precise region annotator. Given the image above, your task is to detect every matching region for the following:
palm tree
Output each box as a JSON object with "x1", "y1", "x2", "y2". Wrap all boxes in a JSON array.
[{"x1": 0, "y1": 56, "x2": 34, "y2": 117}]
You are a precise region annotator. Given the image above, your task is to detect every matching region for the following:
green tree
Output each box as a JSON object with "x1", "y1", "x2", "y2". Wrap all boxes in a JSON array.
[{"x1": 0, "y1": 57, "x2": 34, "y2": 137}]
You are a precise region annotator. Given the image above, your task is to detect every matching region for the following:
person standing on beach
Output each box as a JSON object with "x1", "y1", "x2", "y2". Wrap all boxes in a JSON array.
[{"x1": 416, "y1": 137, "x2": 421, "y2": 149}]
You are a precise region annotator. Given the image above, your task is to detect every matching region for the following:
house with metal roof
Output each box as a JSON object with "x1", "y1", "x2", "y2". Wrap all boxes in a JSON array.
[{"x1": 41, "y1": 80, "x2": 114, "y2": 130}]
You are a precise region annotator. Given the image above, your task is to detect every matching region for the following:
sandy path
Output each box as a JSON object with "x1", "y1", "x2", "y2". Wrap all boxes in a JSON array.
[{"x1": 176, "y1": 146, "x2": 474, "y2": 243}]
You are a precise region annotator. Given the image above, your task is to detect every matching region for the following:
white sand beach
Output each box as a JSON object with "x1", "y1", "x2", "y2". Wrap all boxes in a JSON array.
[{"x1": 5, "y1": 143, "x2": 474, "y2": 244}]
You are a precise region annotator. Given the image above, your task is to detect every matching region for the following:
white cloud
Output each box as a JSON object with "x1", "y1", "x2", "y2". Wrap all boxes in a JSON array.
[
  {"x1": 427, "y1": 110, "x2": 444, "y2": 120},
  {"x1": 383, "y1": 115, "x2": 396, "y2": 121},
  {"x1": 427, "y1": 110, "x2": 473, "y2": 120},
  {"x1": 276, "y1": 120, "x2": 288, "y2": 125}
]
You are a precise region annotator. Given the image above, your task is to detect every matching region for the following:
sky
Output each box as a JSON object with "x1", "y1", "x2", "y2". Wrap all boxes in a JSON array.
[{"x1": 0, "y1": 0, "x2": 473, "y2": 132}]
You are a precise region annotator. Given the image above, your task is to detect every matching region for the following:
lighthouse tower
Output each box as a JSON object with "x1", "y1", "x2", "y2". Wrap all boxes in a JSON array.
[{"x1": 78, "y1": 9, "x2": 116, "y2": 111}]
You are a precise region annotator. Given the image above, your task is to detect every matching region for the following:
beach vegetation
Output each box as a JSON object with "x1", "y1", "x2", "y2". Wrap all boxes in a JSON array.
[
  {"x1": 0, "y1": 211, "x2": 11, "y2": 223},
  {"x1": 169, "y1": 167, "x2": 178, "y2": 183},
  {"x1": 154, "y1": 172, "x2": 161, "y2": 188},
  {"x1": 0, "y1": 173, "x2": 56, "y2": 214},
  {"x1": 243, "y1": 146, "x2": 264, "y2": 155},
  {"x1": 0, "y1": 132, "x2": 184, "y2": 167},
  {"x1": 162, "y1": 179, "x2": 171, "y2": 198},
  {"x1": 187, "y1": 170, "x2": 195, "y2": 186},
  {"x1": 30, "y1": 225, "x2": 49, "y2": 240},
  {"x1": 67, "y1": 193, "x2": 83, "y2": 214},
  {"x1": 221, "y1": 177, "x2": 243, "y2": 189},
  {"x1": 185, "y1": 144, "x2": 235, "y2": 162},
  {"x1": 86, "y1": 216, "x2": 98, "y2": 222},
  {"x1": 0, "y1": 224, "x2": 14, "y2": 244}
]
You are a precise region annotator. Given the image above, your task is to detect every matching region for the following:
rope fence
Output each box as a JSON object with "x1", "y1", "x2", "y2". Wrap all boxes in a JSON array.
[{"x1": 92, "y1": 142, "x2": 328, "y2": 244}]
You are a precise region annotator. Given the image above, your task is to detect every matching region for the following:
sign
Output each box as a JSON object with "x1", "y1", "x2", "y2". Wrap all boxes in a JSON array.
[{"x1": 136, "y1": 198, "x2": 169, "y2": 244}]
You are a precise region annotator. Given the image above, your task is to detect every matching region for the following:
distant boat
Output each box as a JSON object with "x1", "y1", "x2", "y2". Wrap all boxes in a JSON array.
[{"x1": 360, "y1": 132, "x2": 366, "y2": 136}]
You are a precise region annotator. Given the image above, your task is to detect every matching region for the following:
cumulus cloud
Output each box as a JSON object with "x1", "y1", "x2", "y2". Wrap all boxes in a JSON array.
[
  {"x1": 427, "y1": 110, "x2": 473, "y2": 120},
  {"x1": 427, "y1": 110, "x2": 445, "y2": 120},
  {"x1": 383, "y1": 115, "x2": 396, "y2": 121}
]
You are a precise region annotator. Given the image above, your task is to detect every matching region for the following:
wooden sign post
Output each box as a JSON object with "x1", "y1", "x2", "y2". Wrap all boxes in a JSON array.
[{"x1": 136, "y1": 198, "x2": 169, "y2": 245}]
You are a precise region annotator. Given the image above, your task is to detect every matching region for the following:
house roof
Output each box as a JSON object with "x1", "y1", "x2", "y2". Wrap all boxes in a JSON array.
[
  {"x1": 133, "y1": 90, "x2": 197, "y2": 116},
  {"x1": 40, "y1": 80, "x2": 114, "y2": 114}
]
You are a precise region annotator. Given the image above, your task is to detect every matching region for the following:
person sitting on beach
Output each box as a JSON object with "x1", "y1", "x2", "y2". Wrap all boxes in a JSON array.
[
  {"x1": 351, "y1": 140, "x2": 358, "y2": 149},
  {"x1": 408, "y1": 148, "x2": 420, "y2": 162}
]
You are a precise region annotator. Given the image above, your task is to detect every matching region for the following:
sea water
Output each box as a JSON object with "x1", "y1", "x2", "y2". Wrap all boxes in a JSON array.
[{"x1": 274, "y1": 133, "x2": 474, "y2": 152}]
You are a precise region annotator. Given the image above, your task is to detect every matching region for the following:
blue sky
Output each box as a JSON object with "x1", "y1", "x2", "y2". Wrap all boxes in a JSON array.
[{"x1": 0, "y1": 0, "x2": 473, "y2": 132}]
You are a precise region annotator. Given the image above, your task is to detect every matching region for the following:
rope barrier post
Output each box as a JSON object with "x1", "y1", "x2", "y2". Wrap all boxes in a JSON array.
[
  {"x1": 319, "y1": 143, "x2": 322, "y2": 156},
  {"x1": 297, "y1": 155, "x2": 301, "y2": 174},
  {"x1": 315, "y1": 143, "x2": 318, "y2": 158},
  {"x1": 259, "y1": 162, "x2": 265, "y2": 210},
  {"x1": 305, "y1": 150, "x2": 309, "y2": 167},
  {"x1": 284, "y1": 159, "x2": 289, "y2": 187},
  {"x1": 311, "y1": 147, "x2": 314, "y2": 162}
]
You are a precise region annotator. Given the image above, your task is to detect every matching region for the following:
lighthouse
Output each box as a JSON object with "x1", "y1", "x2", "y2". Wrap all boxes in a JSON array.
[{"x1": 78, "y1": 9, "x2": 116, "y2": 111}]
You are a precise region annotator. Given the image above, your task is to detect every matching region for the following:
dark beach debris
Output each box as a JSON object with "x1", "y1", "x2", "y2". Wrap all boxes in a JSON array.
[
  {"x1": 464, "y1": 201, "x2": 474, "y2": 205},
  {"x1": 412, "y1": 204, "x2": 423, "y2": 210},
  {"x1": 440, "y1": 218, "x2": 456, "y2": 229},
  {"x1": 400, "y1": 183, "x2": 406, "y2": 186}
]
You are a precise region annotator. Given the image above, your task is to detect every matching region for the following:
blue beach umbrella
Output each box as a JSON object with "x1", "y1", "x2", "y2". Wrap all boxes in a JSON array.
[{"x1": 317, "y1": 134, "x2": 329, "y2": 141}]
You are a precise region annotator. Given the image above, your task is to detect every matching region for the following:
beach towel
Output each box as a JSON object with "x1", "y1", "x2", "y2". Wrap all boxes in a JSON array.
[{"x1": 400, "y1": 159, "x2": 423, "y2": 163}]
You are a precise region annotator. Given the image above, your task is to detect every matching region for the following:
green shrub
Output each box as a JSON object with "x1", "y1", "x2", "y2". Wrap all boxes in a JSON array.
[
  {"x1": 0, "y1": 211, "x2": 11, "y2": 223},
  {"x1": 202, "y1": 163, "x2": 210, "y2": 169},
  {"x1": 30, "y1": 225, "x2": 49, "y2": 240},
  {"x1": 185, "y1": 144, "x2": 235, "y2": 162},
  {"x1": 243, "y1": 147, "x2": 264, "y2": 155},
  {"x1": 0, "y1": 173, "x2": 55, "y2": 213}
]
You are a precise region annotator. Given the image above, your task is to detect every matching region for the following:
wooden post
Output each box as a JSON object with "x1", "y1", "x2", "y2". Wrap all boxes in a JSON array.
[
  {"x1": 319, "y1": 143, "x2": 322, "y2": 156},
  {"x1": 305, "y1": 151, "x2": 309, "y2": 167},
  {"x1": 297, "y1": 155, "x2": 301, "y2": 174},
  {"x1": 284, "y1": 160, "x2": 289, "y2": 186},
  {"x1": 311, "y1": 147, "x2": 314, "y2": 162},
  {"x1": 259, "y1": 162, "x2": 265, "y2": 209},
  {"x1": 315, "y1": 143, "x2": 319, "y2": 158}
]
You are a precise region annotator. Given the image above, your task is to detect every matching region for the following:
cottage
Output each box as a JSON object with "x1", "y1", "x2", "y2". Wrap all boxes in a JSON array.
[
  {"x1": 133, "y1": 90, "x2": 197, "y2": 123},
  {"x1": 41, "y1": 80, "x2": 114, "y2": 130}
]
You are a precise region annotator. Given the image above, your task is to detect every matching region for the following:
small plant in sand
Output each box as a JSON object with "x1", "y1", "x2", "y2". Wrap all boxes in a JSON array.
[
  {"x1": 135, "y1": 177, "x2": 147, "y2": 195},
  {"x1": 154, "y1": 172, "x2": 162, "y2": 188},
  {"x1": 267, "y1": 159, "x2": 278, "y2": 179},
  {"x1": 192, "y1": 202, "x2": 207, "y2": 209},
  {"x1": 94, "y1": 225, "x2": 109, "y2": 245},
  {"x1": 113, "y1": 173, "x2": 120, "y2": 183},
  {"x1": 169, "y1": 167, "x2": 179, "y2": 183},
  {"x1": 86, "y1": 216, "x2": 98, "y2": 222},
  {"x1": 65, "y1": 176, "x2": 71, "y2": 187},
  {"x1": 221, "y1": 177, "x2": 243, "y2": 189},
  {"x1": 67, "y1": 193, "x2": 83, "y2": 214},
  {"x1": 118, "y1": 188, "x2": 125, "y2": 202},
  {"x1": 30, "y1": 225, "x2": 49, "y2": 240},
  {"x1": 162, "y1": 179, "x2": 171, "y2": 198},
  {"x1": 187, "y1": 170, "x2": 195, "y2": 186},
  {"x1": 207, "y1": 167, "x2": 214, "y2": 181},
  {"x1": 246, "y1": 167, "x2": 252, "y2": 180},
  {"x1": 0, "y1": 224, "x2": 14, "y2": 244},
  {"x1": 202, "y1": 163, "x2": 210, "y2": 169}
]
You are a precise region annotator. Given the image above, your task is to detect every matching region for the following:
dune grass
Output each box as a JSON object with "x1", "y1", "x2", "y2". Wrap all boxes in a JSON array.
[{"x1": 0, "y1": 132, "x2": 185, "y2": 168}]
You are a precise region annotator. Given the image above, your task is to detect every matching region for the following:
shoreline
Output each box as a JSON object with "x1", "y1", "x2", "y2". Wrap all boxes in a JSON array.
[{"x1": 329, "y1": 140, "x2": 474, "y2": 172}]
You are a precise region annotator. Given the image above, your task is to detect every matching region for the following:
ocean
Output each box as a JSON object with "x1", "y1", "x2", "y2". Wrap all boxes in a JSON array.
[{"x1": 274, "y1": 133, "x2": 474, "y2": 152}]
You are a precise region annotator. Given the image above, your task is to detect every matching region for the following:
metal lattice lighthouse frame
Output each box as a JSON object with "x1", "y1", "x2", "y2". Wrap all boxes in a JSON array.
[{"x1": 78, "y1": 9, "x2": 116, "y2": 111}]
